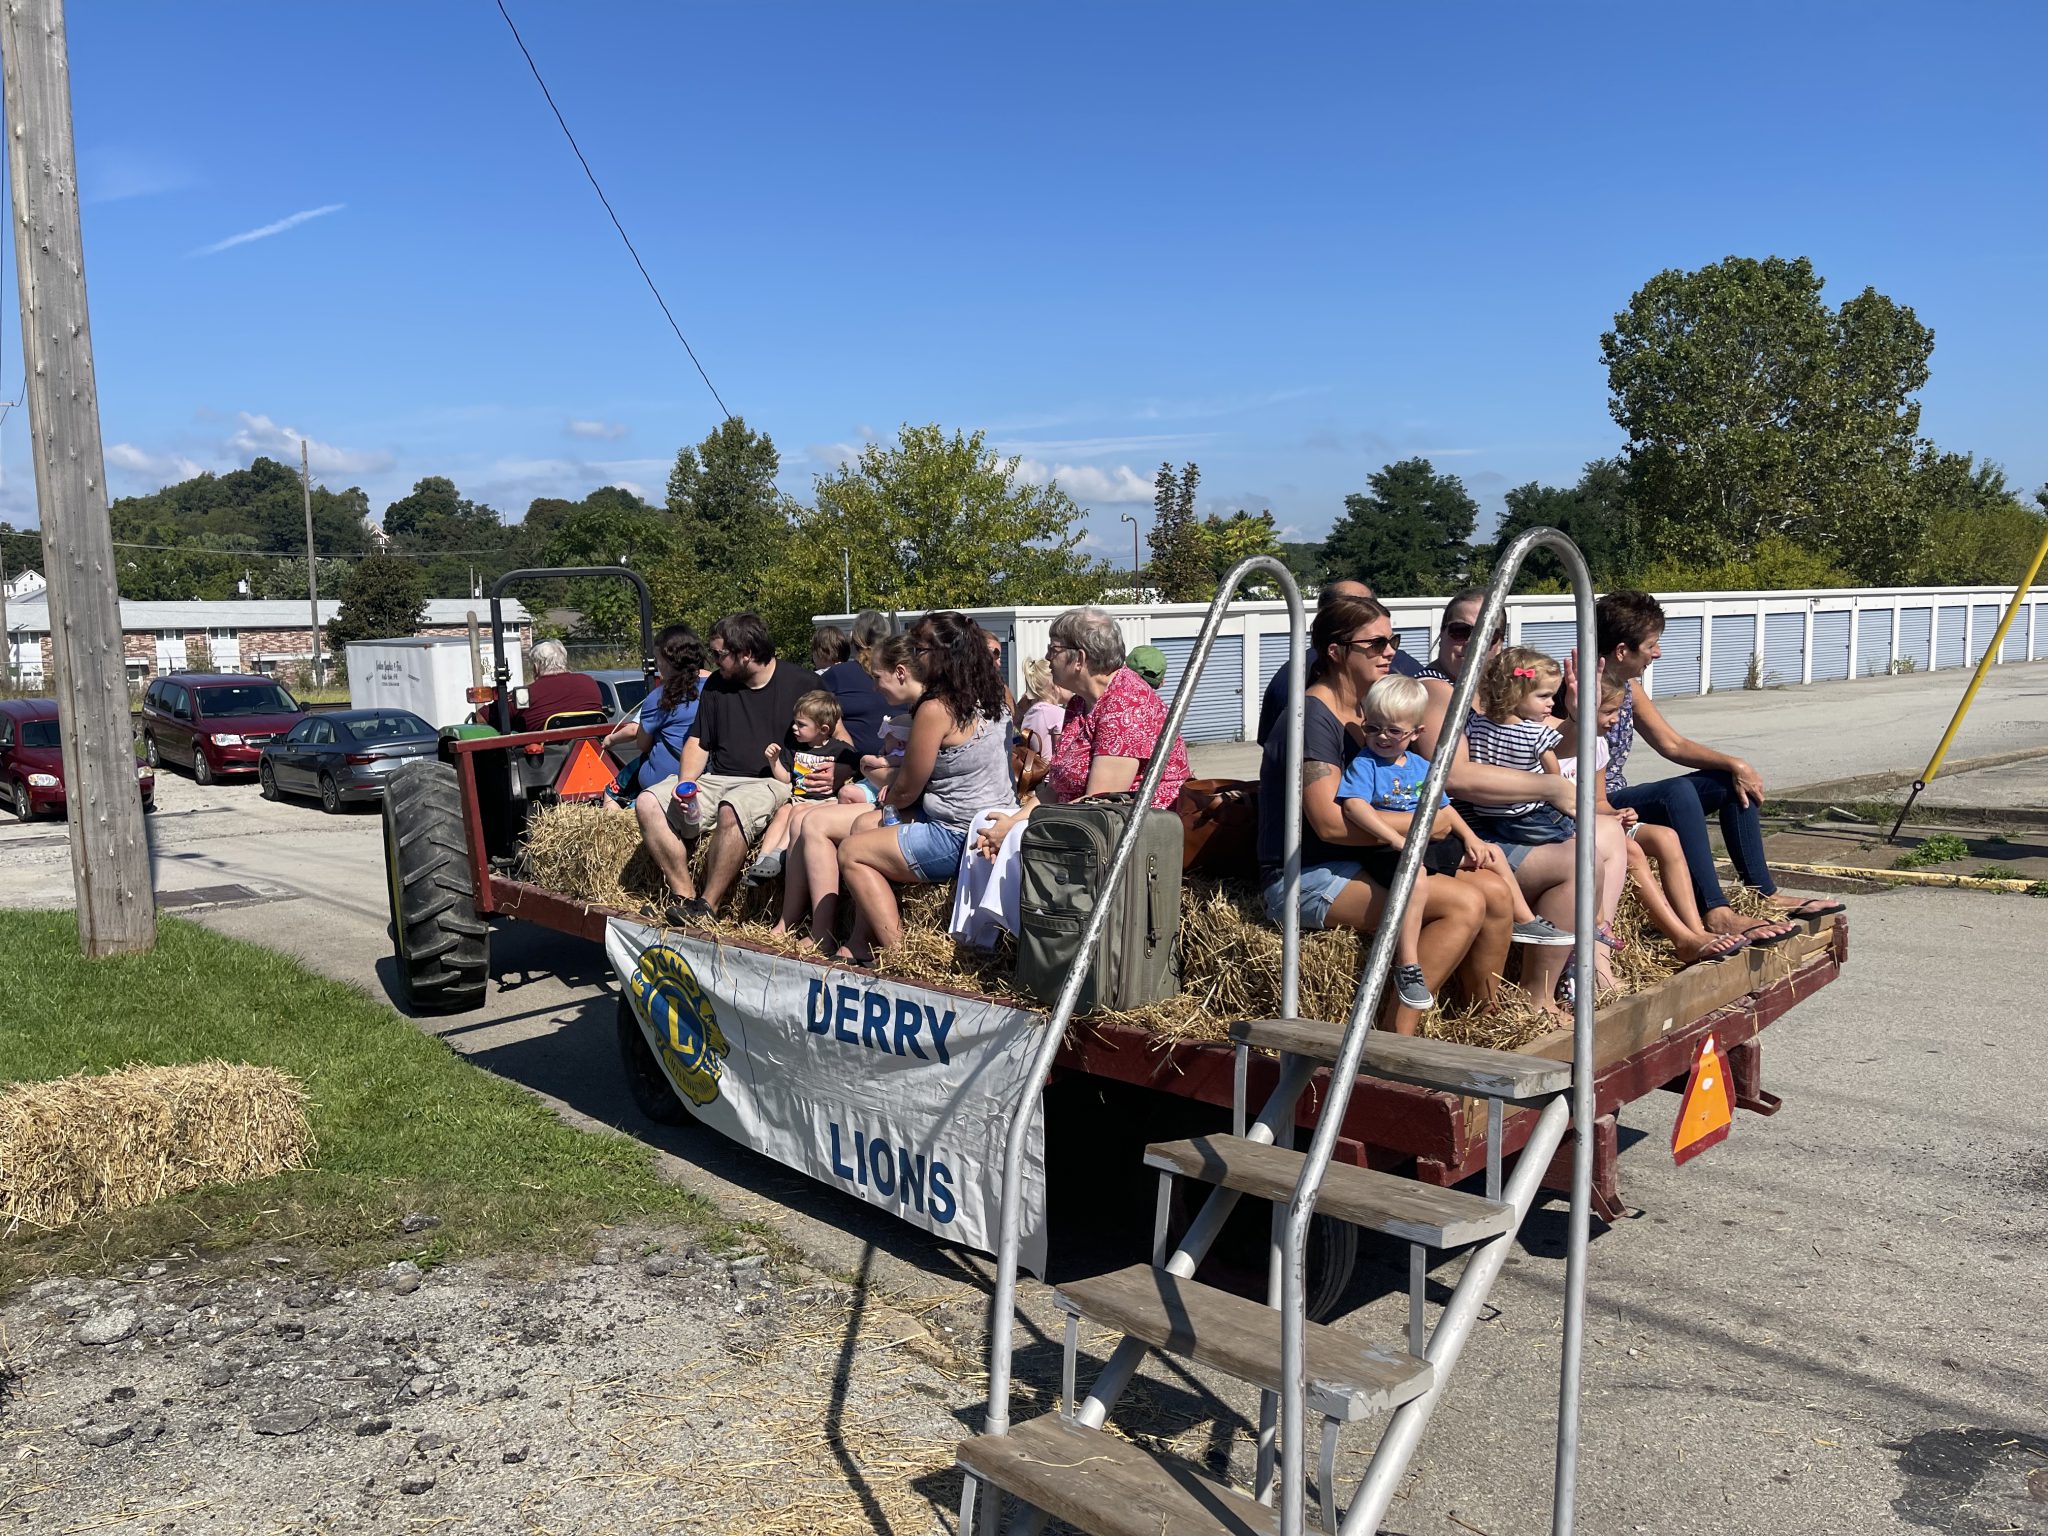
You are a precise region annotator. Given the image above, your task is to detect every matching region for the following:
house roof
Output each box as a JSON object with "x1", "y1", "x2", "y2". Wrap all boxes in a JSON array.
[{"x1": 2, "y1": 594, "x2": 528, "y2": 635}]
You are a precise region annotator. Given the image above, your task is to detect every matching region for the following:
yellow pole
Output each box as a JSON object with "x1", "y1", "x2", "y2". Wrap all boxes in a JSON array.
[{"x1": 1888, "y1": 524, "x2": 2048, "y2": 841}]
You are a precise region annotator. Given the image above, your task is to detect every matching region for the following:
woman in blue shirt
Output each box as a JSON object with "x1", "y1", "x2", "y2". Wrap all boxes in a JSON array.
[{"x1": 601, "y1": 624, "x2": 707, "y2": 789}]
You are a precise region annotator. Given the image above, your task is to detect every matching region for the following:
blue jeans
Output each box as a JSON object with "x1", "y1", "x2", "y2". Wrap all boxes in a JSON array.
[{"x1": 1611, "y1": 770, "x2": 1776, "y2": 912}]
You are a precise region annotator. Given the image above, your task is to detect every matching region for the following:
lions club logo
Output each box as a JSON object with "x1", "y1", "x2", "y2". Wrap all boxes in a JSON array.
[{"x1": 630, "y1": 945, "x2": 729, "y2": 1106}]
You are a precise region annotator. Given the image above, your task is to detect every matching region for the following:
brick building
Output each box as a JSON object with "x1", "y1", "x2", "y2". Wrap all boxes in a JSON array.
[{"x1": 2, "y1": 582, "x2": 531, "y2": 686}]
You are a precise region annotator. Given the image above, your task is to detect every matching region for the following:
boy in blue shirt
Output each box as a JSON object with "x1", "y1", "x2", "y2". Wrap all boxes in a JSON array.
[{"x1": 1337, "y1": 677, "x2": 1571, "y2": 1009}]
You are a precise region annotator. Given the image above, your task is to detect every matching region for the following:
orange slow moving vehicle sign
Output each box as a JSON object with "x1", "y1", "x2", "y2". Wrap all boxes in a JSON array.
[
  {"x1": 1671, "y1": 1033, "x2": 1734, "y2": 1166},
  {"x1": 553, "y1": 738, "x2": 618, "y2": 801}
]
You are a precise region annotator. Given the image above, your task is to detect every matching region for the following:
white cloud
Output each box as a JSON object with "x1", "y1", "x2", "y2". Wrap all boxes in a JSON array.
[
  {"x1": 1011, "y1": 458, "x2": 1155, "y2": 505},
  {"x1": 190, "y1": 203, "x2": 345, "y2": 257},
  {"x1": 566, "y1": 419, "x2": 628, "y2": 441},
  {"x1": 107, "y1": 443, "x2": 204, "y2": 482},
  {"x1": 806, "y1": 441, "x2": 866, "y2": 471},
  {"x1": 228, "y1": 412, "x2": 392, "y2": 475},
  {"x1": 80, "y1": 146, "x2": 194, "y2": 204},
  {"x1": 994, "y1": 432, "x2": 1208, "y2": 458}
]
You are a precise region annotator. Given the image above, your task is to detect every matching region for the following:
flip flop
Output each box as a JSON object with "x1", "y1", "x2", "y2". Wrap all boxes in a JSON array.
[
  {"x1": 1738, "y1": 920, "x2": 1798, "y2": 949},
  {"x1": 1781, "y1": 897, "x2": 1846, "y2": 919},
  {"x1": 1680, "y1": 932, "x2": 1750, "y2": 969}
]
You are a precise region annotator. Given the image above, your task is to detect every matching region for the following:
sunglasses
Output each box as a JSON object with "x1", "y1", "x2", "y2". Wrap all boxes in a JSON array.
[
  {"x1": 1344, "y1": 635, "x2": 1397, "y2": 656},
  {"x1": 1443, "y1": 620, "x2": 1506, "y2": 645}
]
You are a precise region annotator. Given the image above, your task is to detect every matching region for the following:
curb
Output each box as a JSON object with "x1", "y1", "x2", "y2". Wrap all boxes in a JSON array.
[
  {"x1": 1760, "y1": 858, "x2": 2046, "y2": 895},
  {"x1": 1772, "y1": 746, "x2": 2048, "y2": 828}
]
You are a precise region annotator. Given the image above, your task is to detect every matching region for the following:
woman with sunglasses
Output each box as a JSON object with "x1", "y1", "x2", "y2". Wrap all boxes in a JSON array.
[
  {"x1": 1258, "y1": 594, "x2": 1512, "y2": 1034},
  {"x1": 1415, "y1": 588, "x2": 1500, "y2": 688}
]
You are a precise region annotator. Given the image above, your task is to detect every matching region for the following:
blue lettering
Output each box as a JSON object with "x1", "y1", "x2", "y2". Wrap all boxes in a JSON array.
[
  {"x1": 868, "y1": 1137, "x2": 896, "y2": 1196},
  {"x1": 897, "y1": 1148, "x2": 925, "y2": 1214},
  {"x1": 828, "y1": 1121, "x2": 854, "y2": 1179},
  {"x1": 925, "y1": 1005, "x2": 955, "y2": 1065},
  {"x1": 861, "y1": 991, "x2": 891, "y2": 1051},
  {"x1": 893, "y1": 998, "x2": 927, "y2": 1060},
  {"x1": 927, "y1": 1160, "x2": 956, "y2": 1224},
  {"x1": 806, "y1": 980, "x2": 831, "y2": 1035},
  {"x1": 834, "y1": 986, "x2": 860, "y2": 1044},
  {"x1": 852, "y1": 1129, "x2": 868, "y2": 1186}
]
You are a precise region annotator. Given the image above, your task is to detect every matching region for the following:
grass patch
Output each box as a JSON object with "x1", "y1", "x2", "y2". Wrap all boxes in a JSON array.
[
  {"x1": 2029, "y1": 882, "x2": 2048, "y2": 899},
  {"x1": 1893, "y1": 833, "x2": 1972, "y2": 869},
  {"x1": 1847, "y1": 798, "x2": 1903, "y2": 825},
  {"x1": 1975, "y1": 863, "x2": 2024, "y2": 881},
  {"x1": 0, "y1": 911, "x2": 717, "y2": 1287}
]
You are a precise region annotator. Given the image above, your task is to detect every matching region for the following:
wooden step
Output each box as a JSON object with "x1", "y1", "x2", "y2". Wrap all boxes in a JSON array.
[
  {"x1": 1056, "y1": 1264, "x2": 1432, "y2": 1422},
  {"x1": 1231, "y1": 1016, "x2": 1571, "y2": 1103},
  {"x1": 959, "y1": 1413, "x2": 1277, "y2": 1536},
  {"x1": 1146, "y1": 1134, "x2": 1512, "y2": 1247}
]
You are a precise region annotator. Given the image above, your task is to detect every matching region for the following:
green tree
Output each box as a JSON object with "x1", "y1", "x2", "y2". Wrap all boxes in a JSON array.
[
  {"x1": 542, "y1": 488, "x2": 677, "y2": 645},
  {"x1": 657, "y1": 417, "x2": 793, "y2": 623},
  {"x1": 1146, "y1": 461, "x2": 1209, "y2": 601},
  {"x1": 1200, "y1": 509, "x2": 1286, "y2": 596},
  {"x1": 1487, "y1": 458, "x2": 1637, "y2": 592},
  {"x1": 1907, "y1": 454, "x2": 2048, "y2": 586},
  {"x1": 0, "y1": 521, "x2": 43, "y2": 577},
  {"x1": 1634, "y1": 533, "x2": 1853, "y2": 593},
  {"x1": 1601, "y1": 255, "x2": 1934, "y2": 582},
  {"x1": 758, "y1": 424, "x2": 1107, "y2": 648},
  {"x1": 1277, "y1": 540, "x2": 1328, "y2": 591},
  {"x1": 325, "y1": 556, "x2": 429, "y2": 661},
  {"x1": 1322, "y1": 458, "x2": 1478, "y2": 596},
  {"x1": 109, "y1": 458, "x2": 373, "y2": 564}
]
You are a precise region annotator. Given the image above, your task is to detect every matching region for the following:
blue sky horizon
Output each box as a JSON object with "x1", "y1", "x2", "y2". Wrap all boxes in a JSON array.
[{"x1": 2, "y1": 2, "x2": 2041, "y2": 567}]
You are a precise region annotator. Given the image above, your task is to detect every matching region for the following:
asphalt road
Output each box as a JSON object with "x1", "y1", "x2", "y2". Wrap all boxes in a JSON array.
[{"x1": 4, "y1": 664, "x2": 2045, "y2": 1533}]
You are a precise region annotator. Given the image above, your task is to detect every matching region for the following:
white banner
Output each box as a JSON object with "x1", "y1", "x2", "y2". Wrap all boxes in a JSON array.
[{"x1": 606, "y1": 918, "x2": 1049, "y2": 1272}]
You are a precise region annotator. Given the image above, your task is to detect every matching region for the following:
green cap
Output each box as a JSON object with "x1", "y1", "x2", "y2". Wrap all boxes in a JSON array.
[{"x1": 1127, "y1": 644, "x2": 1168, "y2": 688}]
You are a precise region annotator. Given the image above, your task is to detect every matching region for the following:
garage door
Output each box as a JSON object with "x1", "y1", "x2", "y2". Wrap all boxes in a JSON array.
[
  {"x1": 1762, "y1": 612, "x2": 1805, "y2": 687},
  {"x1": 1936, "y1": 607, "x2": 1967, "y2": 669},
  {"x1": 1518, "y1": 620, "x2": 1578, "y2": 664},
  {"x1": 1649, "y1": 615, "x2": 1702, "y2": 697},
  {"x1": 1855, "y1": 610, "x2": 1892, "y2": 678},
  {"x1": 1969, "y1": 603, "x2": 2000, "y2": 664},
  {"x1": 1809, "y1": 610, "x2": 1851, "y2": 682},
  {"x1": 1709, "y1": 614, "x2": 1756, "y2": 691},
  {"x1": 2001, "y1": 605, "x2": 2027, "y2": 663},
  {"x1": 1154, "y1": 634, "x2": 1245, "y2": 742},
  {"x1": 1899, "y1": 607, "x2": 1933, "y2": 671}
]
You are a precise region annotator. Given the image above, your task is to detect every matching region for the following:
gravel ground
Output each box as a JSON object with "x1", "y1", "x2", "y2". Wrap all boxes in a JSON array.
[{"x1": 0, "y1": 1230, "x2": 977, "y2": 1536}]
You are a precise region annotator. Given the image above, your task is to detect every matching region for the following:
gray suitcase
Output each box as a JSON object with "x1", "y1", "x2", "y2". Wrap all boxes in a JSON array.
[{"x1": 1014, "y1": 798, "x2": 1183, "y2": 1013}]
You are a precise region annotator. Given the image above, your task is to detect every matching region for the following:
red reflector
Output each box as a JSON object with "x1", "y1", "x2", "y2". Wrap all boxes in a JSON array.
[
  {"x1": 345, "y1": 753, "x2": 385, "y2": 765},
  {"x1": 522, "y1": 742, "x2": 545, "y2": 756},
  {"x1": 466, "y1": 686, "x2": 497, "y2": 704}
]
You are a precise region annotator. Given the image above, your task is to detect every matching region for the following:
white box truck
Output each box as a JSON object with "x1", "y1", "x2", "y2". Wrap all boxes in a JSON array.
[{"x1": 346, "y1": 636, "x2": 526, "y2": 730}]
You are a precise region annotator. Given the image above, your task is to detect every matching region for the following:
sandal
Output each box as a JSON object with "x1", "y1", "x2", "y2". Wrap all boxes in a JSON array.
[
  {"x1": 1680, "y1": 932, "x2": 1750, "y2": 968},
  {"x1": 1780, "y1": 897, "x2": 1845, "y2": 919},
  {"x1": 1738, "y1": 919, "x2": 1798, "y2": 949}
]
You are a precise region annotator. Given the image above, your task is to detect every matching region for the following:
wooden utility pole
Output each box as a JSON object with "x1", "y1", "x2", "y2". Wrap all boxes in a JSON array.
[
  {"x1": 2, "y1": 0, "x2": 154, "y2": 954},
  {"x1": 300, "y1": 437, "x2": 322, "y2": 685}
]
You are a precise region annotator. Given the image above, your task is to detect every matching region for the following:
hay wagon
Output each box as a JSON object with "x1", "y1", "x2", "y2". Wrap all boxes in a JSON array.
[{"x1": 380, "y1": 566, "x2": 1844, "y2": 1303}]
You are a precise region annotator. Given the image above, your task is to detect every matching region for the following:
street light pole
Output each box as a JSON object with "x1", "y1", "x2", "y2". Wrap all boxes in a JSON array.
[{"x1": 1120, "y1": 512, "x2": 1140, "y2": 594}]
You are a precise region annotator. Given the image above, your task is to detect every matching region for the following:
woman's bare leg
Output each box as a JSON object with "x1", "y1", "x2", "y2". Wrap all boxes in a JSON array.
[{"x1": 1452, "y1": 866, "x2": 1513, "y2": 1007}]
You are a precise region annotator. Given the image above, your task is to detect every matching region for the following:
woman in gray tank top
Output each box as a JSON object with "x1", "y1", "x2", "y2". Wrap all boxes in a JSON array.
[{"x1": 835, "y1": 613, "x2": 1016, "y2": 963}]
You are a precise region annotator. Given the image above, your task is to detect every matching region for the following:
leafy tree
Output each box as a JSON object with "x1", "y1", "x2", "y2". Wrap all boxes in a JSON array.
[
  {"x1": 1907, "y1": 454, "x2": 2048, "y2": 586},
  {"x1": 1147, "y1": 462, "x2": 1209, "y2": 601},
  {"x1": 1277, "y1": 541, "x2": 1329, "y2": 591},
  {"x1": 660, "y1": 417, "x2": 792, "y2": 623},
  {"x1": 325, "y1": 556, "x2": 428, "y2": 661},
  {"x1": 1634, "y1": 534, "x2": 1853, "y2": 593},
  {"x1": 758, "y1": 424, "x2": 1107, "y2": 649},
  {"x1": 1321, "y1": 458, "x2": 1478, "y2": 596},
  {"x1": 0, "y1": 521, "x2": 42, "y2": 577},
  {"x1": 542, "y1": 487, "x2": 677, "y2": 645},
  {"x1": 1487, "y1": 459, "x2": 1637, "y2": 592},
  {"x1": 1601, "y1": 255, "x2": 1934, "y2": 582},
  {"x1": 1201, "y1": 509, "x2": 1286, "y2": 596},
  {"x1": 110, "y1": 458, "x2": 373, "y2": 563}
]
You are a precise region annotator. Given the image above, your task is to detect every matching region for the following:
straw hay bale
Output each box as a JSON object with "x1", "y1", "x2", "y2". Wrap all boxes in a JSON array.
[
  {"x1": 520, "y1": 802, "x2": 1775, "y2": 1056},
  {"x1": 0, "y1": 1061, "x2": 314, "y2": 1231}
]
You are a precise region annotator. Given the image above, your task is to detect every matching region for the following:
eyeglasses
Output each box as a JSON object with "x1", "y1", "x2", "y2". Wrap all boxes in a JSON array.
[
  {"x1": 709, "y1": 647, "x2": 734, "y2": 663},
  {"x1": 1362, "y1": 718, "x2": 1417, "y2": 735},
  {"x1": 1045, "y1": 643, "x2": 1077, "y2": 660},
  {"x1": 1344, "y1": 635, "x2": 1397, "y2": 656},
  {"x1": 1443, "y1": 620, "x2": 1506, "y2": 645}
]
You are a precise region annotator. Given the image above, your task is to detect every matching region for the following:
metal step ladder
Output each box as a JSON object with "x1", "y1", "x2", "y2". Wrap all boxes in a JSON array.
[{"x1": 956, "y1": 533, "x2": 1606, "y2": 1536}]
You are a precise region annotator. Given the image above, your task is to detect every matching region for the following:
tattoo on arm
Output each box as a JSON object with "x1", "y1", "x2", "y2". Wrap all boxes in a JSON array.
[{"x1": 1303, "y1": 761, "x2": 1335, "y2": 787}]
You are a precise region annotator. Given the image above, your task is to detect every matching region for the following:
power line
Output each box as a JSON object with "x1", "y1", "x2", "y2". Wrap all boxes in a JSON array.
[{"x1": 491, "y1": 0, "x2": 733, "y2": 422}]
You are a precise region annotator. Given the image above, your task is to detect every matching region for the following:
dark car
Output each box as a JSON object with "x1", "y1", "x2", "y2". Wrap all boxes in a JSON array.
[
  {"x1": 0, "y1": 697, "x2": 156, "y2": 819},
  {"x1": 259, "y1": 709, "x2": 440, "y2": 812},
  {"x1": 588, "y1": 668, "x2": 652, "y2": 721},
  {"x1": 141, "y1": 673, "x2": 307, "y2": 784}
]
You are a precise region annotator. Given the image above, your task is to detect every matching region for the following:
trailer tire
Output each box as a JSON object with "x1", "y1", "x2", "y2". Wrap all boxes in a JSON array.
[
  {"x1": 1305, "y1": 1215, "x2": 1359, "y2": 1323},
  {"x1": 382, "y1": 760, "x2": 489, "y2": 1013},
  {"x1": 617, "y1": 995, "x2": 691, "y2": 1125}
]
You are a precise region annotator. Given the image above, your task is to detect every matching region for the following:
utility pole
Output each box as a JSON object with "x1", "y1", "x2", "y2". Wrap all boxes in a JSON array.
[
  {"x1": 2, "y1": 0, "x2": 154, "y2": 954},
  {"x1": 1120, "y1": 512, "x2": 1141, "y2": 594},
  {"x1": 300, "y1": 436, "x2": 322, "y2": 686},
  {"x1": 841, "y1": 547, "x2": 852, "y2": 614}
]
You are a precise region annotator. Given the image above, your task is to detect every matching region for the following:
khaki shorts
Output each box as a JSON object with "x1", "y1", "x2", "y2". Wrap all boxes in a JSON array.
[{"x1": 652, "y1": 772, "x2": 788, "y2": 843}]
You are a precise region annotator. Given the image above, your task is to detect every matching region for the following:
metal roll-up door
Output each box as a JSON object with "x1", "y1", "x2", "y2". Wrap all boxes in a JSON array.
[
  {"x1": 1518, "y1": 619, "x2": 1577, "y2": 663},
  {"x1": 1709, "y1": 614, "x2": 1757, "y2": 691},
  {"x1": 1154, "y1": 634, "x2": 1245, "y2": 742},
  {"x1": 1969, "y1": 603, "x2": 2000, "y2": 663},
  {"x1": 1257, "y1": 630, "x2": 1290, "y2": 700},
  {"x1": 1762, "y1": 612, "x2": 1805, "y2": 686},
  {"x1": 1809, "y1": 610, "x2": 1851, "y2": 682},
  {"x1": 1899, "y1": 607, "x2": 1933, "y2": 670},
  {"x1": 1855, "y1": 610, "x2": 1892, "y2": 678},
  {"x1": 1394, "y1": 626, "x2": 1430, "y2": 671},
  {"x1": 2002, "y1": 606, "x2": 2027, "y2": 663},
  {"x1": 1936, "y1": 607, "x2": 1967, "y2": 668},
  {"x1": 1649, "y1": 615, "x2": 1702, "y2": 697},
  {"x1": 2035, "y1": 605, "x2": 2048, "y2": 660}
]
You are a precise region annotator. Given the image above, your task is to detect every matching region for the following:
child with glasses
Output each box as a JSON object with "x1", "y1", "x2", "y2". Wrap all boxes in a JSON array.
[{"x1": 1338, "y1": 676, "x2": 1570, "y2": 1010}]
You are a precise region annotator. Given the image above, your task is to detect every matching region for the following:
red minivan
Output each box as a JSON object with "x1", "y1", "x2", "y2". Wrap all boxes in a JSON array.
[
  {"x1": 140, "y1": 673, "x2": 307, "y2": 784},
  {"x1": 0, "y1": 697, "x2": 156, "y2": 818}
]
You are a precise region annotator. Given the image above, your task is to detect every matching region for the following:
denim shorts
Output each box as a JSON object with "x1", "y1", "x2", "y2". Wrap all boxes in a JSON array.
[
  {"x1": 1466, "y1": 805, "x2": 1574, "y2": 864},
  {"x1": 897, "y1": 820, "x2": 969, "y2": 882},
  {"x1": 1262, "y1": 860, "x2": 1367, "y2": 932}
]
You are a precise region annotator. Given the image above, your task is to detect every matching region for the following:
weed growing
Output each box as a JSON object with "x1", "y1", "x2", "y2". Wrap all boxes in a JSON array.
[{"x1": 1892, "y1": 833, "x2": 1972, "y2": 869}]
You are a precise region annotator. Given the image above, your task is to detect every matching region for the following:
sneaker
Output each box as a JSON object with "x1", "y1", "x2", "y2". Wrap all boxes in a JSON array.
[
  {"x1": 1512, "y1": 917, "x2": 1574, "y2": 946},
  {"x1": 1393, "y1": 963, "x2": 1434, "y2": 1011},
  {"x1": 742, "y1": 849, "x2": 785, "y2": 885}
]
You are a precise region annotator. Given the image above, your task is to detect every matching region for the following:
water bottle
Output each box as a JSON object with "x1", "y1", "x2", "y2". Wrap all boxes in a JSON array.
[{"x1": 878, "y1": 802, "x2": 900, "y2": 827}]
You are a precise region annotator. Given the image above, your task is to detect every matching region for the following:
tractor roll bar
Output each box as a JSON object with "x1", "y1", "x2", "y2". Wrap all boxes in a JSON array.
[{"x1": 486, "y1": 567, "x2": 657, "y2": 732}]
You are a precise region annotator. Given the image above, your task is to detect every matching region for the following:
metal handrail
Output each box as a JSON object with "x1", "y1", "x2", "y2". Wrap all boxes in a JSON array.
[
  {"x1": 1274, "y1": 527, "x2": 1600, "y2": 1536},
  {"x1": 971, "y1": 557, "x2": 1306, "y2": 1516}
]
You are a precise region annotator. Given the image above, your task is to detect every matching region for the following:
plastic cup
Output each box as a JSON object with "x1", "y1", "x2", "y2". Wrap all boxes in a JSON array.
[{"x1": 672, "y1": 780, "x2": 701, "y2": 825}]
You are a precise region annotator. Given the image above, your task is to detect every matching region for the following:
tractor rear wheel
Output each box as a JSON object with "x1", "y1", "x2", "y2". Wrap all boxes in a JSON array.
[{"x1": 382, "y1": 760, "x2": 489, "y2": 1013}]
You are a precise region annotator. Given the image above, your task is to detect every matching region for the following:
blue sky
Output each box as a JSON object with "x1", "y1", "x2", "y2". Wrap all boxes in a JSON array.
[{"x1": 5, "y1": 2, "x2": 2043, "y2": 564}]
